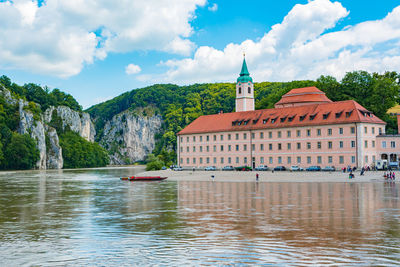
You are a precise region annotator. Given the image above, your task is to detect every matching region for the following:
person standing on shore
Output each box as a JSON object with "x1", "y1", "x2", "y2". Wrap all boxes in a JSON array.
[{"x1": 256, "y1": 173, "x2": 259, "y2": 181}]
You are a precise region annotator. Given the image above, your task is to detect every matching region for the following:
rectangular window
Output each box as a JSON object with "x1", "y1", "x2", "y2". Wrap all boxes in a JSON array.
[
  {"x1": 252, "y1": 144, "x2": 255, "y2": 151},
  {"x1": 236, "y1": 133, "x2": 239, "y2": 140},
  {"x1": 391, "y1": 141, "x2": 396, "y2": 148},
  {"x1": 269, "y1": 144, "x2": 273, "y2": 150},
  {"x1": 317, "y1": 156, "x2": 322, "y2": 164},
  {"x1": 200, "y1": 146, "x2": 202, "y2": 152},
  {"x1": 382, "y1": 141, "x2": 386, "y2": 148},
  {"x1": 317, "y1": 129, "x2": 321, "y2": 136},
  {"x1": 287, "y1": 156, "x2": 292, "y2": 164},
  {"x1": 297, "y1": 130, "x2": 301, "y2": 137},
  {"x1": 297, "y1": 143, "x2": 301, "y2": 149},
  {"x1": 287, "y1": 131, "x2": 291, "y2": 138},
  {"x1": 200, "y1": 157, "x2": 203, "y2": 164},
  {"x1": 228, "y1": 134, "x2": 231, "y2": 140},
  {"x1": 186, "y1": 147, "x2": 189, "y2": 152},
  {"x1": 193, "y1": 136, "x2": 196, "y2": 142},
  {"x1": 351, "y1": 127, "x2": 355, "y2": 134},
  {"x1": 213, "y1": 157, "x2": 217, "y2": 164},
  {"x1": 351, "y1": 156, "x2": 355, "y2": 163},
  {"x1": 200, "y1": 136, "x2": 202, "y2": 142},
  {"x1": 187, "y1": 158, "x2": 189, "y2": 164},
  {"x1": 307, "y1": 129, "x2": 311, "y2": 136},
  {"x1": 269, "y1": 132, "x2": 272, "y2": 138},
  {"x1": 364, "y1": 140, "x2": 368, "y2": 148},
  {"x1": 328, "y1": 156, "x2": 333, "y2": 163},
  {"x1": 228, "y1": 157, "x2": 231, "y2": 164},
  {"x1": 180, "y1": 137, "x2": 183, "y2": 143},
  {"x1": 236, "y1": 157, "x2": 239, "y2": 164},
  {"x1": 278, "y1": 143, "x2": 282, "y2": 150},
  {"x1": 193, "y1": 146, "x2": 196, "y2": 152},
  {"x1": 297, "y1": 156, "x2": 301, "y2": 164},
  {"x1": 243, "y1": 133, "x2": 247, "y2": 140},
  {"x1": 317, "y1": 142, "x2": 321, "y2": 149},
  {"x1": 260, "y1": 157, "x2": 264, "y2": 164},
  {"x1": 207, "y1": 146, "x2": 210, "y2": 152},
  {"x1": 307, "y1": 156, "x2": 311, "y2": 164},
  {"x1": 328, "y1": 141, "x2": 332, "y2": 149},
  {"x1": 220, "y1": 134, "x2": 224, "y2": 141},
  {"x1": 260, "y1": 144, "x2": 264, "y2": 151},
  {"x1": 235, "y1": 145, "x2": 239, "y2": 151},
  {"x1": 221, "y1": 157, "x2": 224, "y2": 164},
  {"x1": 339, "y1": 128, "x2": 343, "y2": 134},
  {"x1": 269, "y1": 157, "x2": 273, "y2": 164},
  {"x1": 207, "y1": 157, "x2": 210, "y2": 164},
  {"x1": 244, "y1": 157, "x2": 247, "y2": 164},
  {"x1": 207, "y1": 135, "x2": 210, "y2": 141},
  {"x1": 372, "y1": 155, "x2": 376, "y2": 162},
  {"x1": 351, "y1": 141, "x2": 355, "y2": 148},
  {"x1": 307, "y1": 142, "x2": 311, "y2": 149},
  {"x1": 328, "y1": 128, "x2": 332, "y2": 135},
  {"x1": 213, "y1": 135, "x2": 216, "y2": 141},
  {"x1": 365, "y1": 156, "x2": 368, "y2": 163},
  {"x1": 187, "y1": 137, "x2": 189, "y2": 142},
  {"x1": 339, "y1": 141, "x2": 343, "y2": 148},
  {"x1": 379, "y1": 128, "x2": 382, "y2": 134},
  {"x1": 243, "y1": 144, "x2": 247, "y2": 151},
  {"x1": 180, "y1": 147, "x2": 183, "y2": 152},
  {"x1": 372, "y1": 127, "x2": 375, "y2": 134},
  {"x1": 364, "y1": 127, "x2": 367, "y2": 134},
  {"x1": 213, "y1": 145, "x2": 216, "y2": 152},
  {"x1": 339, "y1": 156, "x2": 344, "y2": 164},
  {"x1": 278, "y1": 157, "x2": 282, "y2": 164},
  {"x1": 193, "y1": 158, "x2": 196, "y2": 164},
  {"x1": 251, "y1": 133, "x2": 255, "y2": 139},
  {"x1": 278, "y1": 131, "x2": 282, "y2": 138},
  {"x1": 220, "y1": 145, "x2": 224, "y2": 151},
  {"x1": 228, "y1": 145, "x2": 231, "y2": 151},
  {"x1": 287, "y1": 143, "x2": 291, "y2": 150},
  {"x1": 372, "y1": 141, "x2": 375, "y2": 148},
  {"x1": 260, "y1": 132, "x2": 264, "y2": 139}
]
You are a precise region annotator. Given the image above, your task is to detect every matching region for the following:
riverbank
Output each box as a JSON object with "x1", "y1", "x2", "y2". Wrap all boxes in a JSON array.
[{"x1": 138, "y1": 169, "x2": 390, "y2": 183}]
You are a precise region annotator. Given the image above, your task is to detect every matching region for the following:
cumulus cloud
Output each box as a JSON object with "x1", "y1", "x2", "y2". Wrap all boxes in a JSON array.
[
  {"x1": 125, "y1": 64, "x2": 142, "y2": 75},
  {"x1": 0, "y1": 0, "x2": 206, "y2": 77},
  {"x1": 208, "y1": 3, "x2": 218, "y2": 12},
  {"x1": 157, "y1": 0, "x2": 400, "y2": 84}
]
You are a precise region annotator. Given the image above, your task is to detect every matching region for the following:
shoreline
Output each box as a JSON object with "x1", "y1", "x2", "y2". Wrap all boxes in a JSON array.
[{"x1": 138, "y1": 169, "x2": 392, "y2": 183}]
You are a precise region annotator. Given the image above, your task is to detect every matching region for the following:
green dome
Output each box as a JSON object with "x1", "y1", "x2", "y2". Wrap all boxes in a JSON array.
[{"x1": 237, "y1": 57, "x2": 253, "y2": 83}]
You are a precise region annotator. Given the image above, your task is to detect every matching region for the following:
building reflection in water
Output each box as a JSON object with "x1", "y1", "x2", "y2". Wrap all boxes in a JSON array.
[{"x1": 177, "y1": 181, "x2": 400, "y2": 247}]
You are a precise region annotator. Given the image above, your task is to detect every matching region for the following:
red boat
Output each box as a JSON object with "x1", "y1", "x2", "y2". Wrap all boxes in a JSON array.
[{"x1": 120, "y1": 176, "x2": 167, "y2": 181}]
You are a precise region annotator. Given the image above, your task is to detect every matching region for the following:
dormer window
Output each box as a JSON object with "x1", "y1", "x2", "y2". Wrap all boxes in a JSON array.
[
  {"x1": 345, "y1": 111, "x2": 353, "y2": 118},
  {"x1": 280, "y1": 116, "x2": 287, "y2": 123},
  {"x1": 309, "y1": 113, "x2": 317, "y2": 121},
  {"x1": 263, "y1": 118, "x2": 269, "y2": 124},
  {"x1": 335, "y1": 111, "x2": 343, "y2": 118},
  {"x1": 299, "y1": 114, "x2": 307, "y2": 121},
  {"x1": 271, "y1": 117, "x2": 278, "y2": 124},
  {"x1": 288, "y1": 115, "x2": 296, "y2": 122},
  {"x1": 252, "y1": 119, "x2": 259, "y2": 124},
  {"x1": 323, "y1": 112, "x2": 330, "y2": 120},
  {"x1": 243, "y1": 119, "x2": 250, "y2": 125}
]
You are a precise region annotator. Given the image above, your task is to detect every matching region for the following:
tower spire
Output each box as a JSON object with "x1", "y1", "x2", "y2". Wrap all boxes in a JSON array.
[{"x1": 235, "y1": 55, "x2": 254, "y2": 112}]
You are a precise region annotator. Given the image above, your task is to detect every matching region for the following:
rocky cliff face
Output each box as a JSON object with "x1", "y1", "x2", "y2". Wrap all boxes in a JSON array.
[
  {"x1": 100, "y1": 111, "x2": 163, "y2": 165},
  {"x1": 0, "y1": 86, "x2": 95, "y2": 169}
]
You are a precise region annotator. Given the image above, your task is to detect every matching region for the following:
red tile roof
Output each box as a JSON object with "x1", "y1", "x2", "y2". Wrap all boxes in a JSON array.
[
  {"x1": 178, "y1": 100, "x2": 385, "y2": 135},
  {"x1": 275, "y1": 87, "x2": 332, "y2": 108}
]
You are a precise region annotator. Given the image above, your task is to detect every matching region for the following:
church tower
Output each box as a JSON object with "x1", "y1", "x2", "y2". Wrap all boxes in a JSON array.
[{"x1": 235, "y1": 56, "x2": 254, "y2": 112}]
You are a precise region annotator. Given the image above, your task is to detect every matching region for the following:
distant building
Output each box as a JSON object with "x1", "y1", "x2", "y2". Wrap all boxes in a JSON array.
[{"x1": 177, "y1": 58, "x2": 392, "y2": 169}]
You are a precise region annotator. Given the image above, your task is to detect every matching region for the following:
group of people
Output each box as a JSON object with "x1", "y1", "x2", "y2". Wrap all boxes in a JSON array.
[{"x1": 384, "y1": 171, "x2": 396, "y2": 180}]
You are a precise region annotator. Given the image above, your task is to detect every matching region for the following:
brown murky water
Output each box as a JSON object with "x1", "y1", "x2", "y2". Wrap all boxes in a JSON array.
[{"x1": 0, "y1": 168, "x2": 399, "y2": 266}]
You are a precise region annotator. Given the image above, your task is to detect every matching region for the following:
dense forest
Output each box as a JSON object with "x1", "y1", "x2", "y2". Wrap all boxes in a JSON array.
[
  {"x1": 0, "y1": 75, "x2": 109, "y2": 170},
  {"x1": 87, "y1": 70, "x2": 400, "y2": 170}
]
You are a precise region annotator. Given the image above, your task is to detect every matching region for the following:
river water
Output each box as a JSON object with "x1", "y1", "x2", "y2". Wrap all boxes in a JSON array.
[{"x1": 0, "y1": 168, "x2": 399, "y2": 266}]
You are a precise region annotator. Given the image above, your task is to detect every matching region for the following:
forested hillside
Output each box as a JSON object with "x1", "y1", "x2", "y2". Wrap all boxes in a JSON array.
[
  {"x1": 0, "y1": 75, "x2": 108, "y2": 170},
  {"x1": 87, "y1": 70, "x2": 400, "y2": 168}
]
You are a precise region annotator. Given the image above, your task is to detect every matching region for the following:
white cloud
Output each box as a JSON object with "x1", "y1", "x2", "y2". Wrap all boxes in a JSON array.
[
  {"x1": 125, "y1": 63, "x2": 142, "y2": 75},
  {"x1": 0, "y1": 0, "x2": 206, "y2": 77},
  {"x1": 156, "y1": 0, "x2": 400, "y2": 84},
  {"x1": 208, "y1": 3, "x2": 218, "y2": 12}
]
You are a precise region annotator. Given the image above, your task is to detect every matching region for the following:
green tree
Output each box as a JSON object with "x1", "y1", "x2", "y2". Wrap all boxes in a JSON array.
[{"x1": 4, "y1": 133, "x2": 40, "y2": 170}]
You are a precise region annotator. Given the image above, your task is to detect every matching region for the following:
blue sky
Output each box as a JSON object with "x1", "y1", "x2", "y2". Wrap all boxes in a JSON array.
[{"x1": 0, "y1": 0, "x2": 399, "y2": 108}]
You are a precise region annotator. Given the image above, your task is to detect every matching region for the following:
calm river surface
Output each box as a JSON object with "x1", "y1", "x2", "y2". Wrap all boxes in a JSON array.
[{"x1": 0, "y1": 168, "x2": 399, "y2": 266}]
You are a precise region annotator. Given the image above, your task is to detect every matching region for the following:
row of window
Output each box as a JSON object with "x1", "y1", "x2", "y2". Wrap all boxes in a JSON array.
[
  {"x1": 180, "y1": 155, "x2": 376, "y2": 165},
  {"x1": 181, "y1": 140, "x2": 374, "y2": 153},
  {"x1": 181, "y1": 126, "x2": 383, "y2": 143},
  {"x1": 381, "y1": 141, "x2": 396, "y2": 148}
]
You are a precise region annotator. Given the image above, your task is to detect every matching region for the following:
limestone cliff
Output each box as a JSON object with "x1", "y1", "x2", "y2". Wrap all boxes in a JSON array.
[{"x1": 100, "y1": 111, "x2": 162, "y2": 165}]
